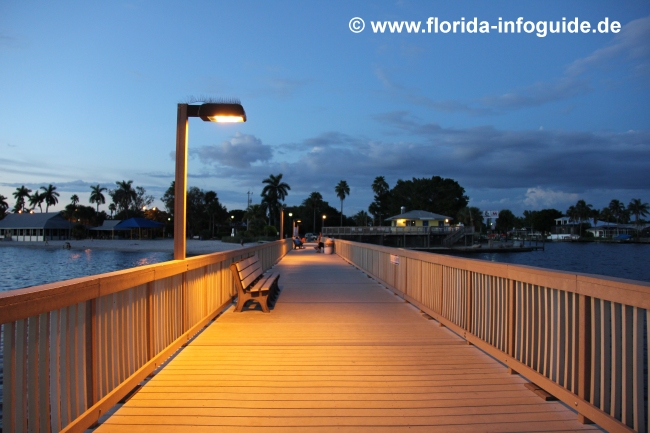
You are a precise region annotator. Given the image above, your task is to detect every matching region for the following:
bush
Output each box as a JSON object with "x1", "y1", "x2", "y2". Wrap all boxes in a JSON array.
[
  {"x1": 264, "y1": 225, "x2": 278, "y2": 236},
  {"x1": 200, "y1": 229, "x2": 211, "y2": 240},
  {"x1": 71, "y1": 223, "x2": 86, "y2": 240}
]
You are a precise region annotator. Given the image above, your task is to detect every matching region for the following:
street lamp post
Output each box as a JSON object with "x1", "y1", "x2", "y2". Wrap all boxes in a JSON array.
[
  {"x1": 322, "y1": 215, "x2": 326, "y2": 232},
  {"x1": 174, "y1": 102, "x2": 246, "y2": 260},
  {"x1": 280, "y1": 208, "x2": 285, "y2": 239}
]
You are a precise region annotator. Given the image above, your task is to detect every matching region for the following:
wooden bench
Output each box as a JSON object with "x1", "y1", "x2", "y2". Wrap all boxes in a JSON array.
[{"x1": 230, "y1": 255, "x2": 280, "y2": 313}]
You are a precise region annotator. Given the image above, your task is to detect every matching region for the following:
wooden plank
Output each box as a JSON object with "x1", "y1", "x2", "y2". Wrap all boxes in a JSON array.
[
  {"x1": 89, "y1": 249, "x2": 605, "y2": 433},
  {"x1": 28, "y1": 315, "x2": 40, "y2": 431},
  {"x1": 38, "y1": 312, "x2": 51, "y2": 433},
  {"x1": 15, "y1": 319, "x2": 28, "y2": 431},
  {"x1": 3, "y1": 322, "x2": 16, "y2": 432}
]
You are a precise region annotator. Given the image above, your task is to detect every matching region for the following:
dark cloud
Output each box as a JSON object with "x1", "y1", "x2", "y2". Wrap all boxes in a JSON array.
[{"x1": 189, "y1": 132, "x2": 273, "y2": 168}]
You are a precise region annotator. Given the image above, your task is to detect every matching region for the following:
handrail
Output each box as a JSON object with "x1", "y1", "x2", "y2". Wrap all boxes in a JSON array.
[
  {"x1": 0, "y1": 239, "x2": 292, "y2": 433},
  {"x1": 322, "y1": 226, "x2": 466, "y2": 235},
  {"x1": 334, "y1": 239, "x2": 649, "y2": 433}
]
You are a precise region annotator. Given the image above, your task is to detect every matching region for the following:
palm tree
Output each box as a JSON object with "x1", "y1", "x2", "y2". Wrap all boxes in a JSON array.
[
  {"x1": 0, "y1": 194, "x2": 8, "y2": 218},
  {"x1": 303, "y1": 192, "x2": 323, "y2": 233},
  {"x1": 335, "y1": 180, "x2": 350, "y2": 227},
  {"x1": 12, "y1": 185, "x2": 32, "y2": 212},
  {"x1": 609, "y1": 199, "x2": 626, "y2": 235},
  {"x1": 574, "y1": 200, "x2": 592, "y2": 237},
  {"x1": 28, "y1": 191, "x2": 45, "y2": 212},
  {"x1": 352, "y1": 210, "x2": 370, "y2": 227},
  {"x1": 261, "y1": 174, "x2": 291, "y2": 227},
  {"x1": 370, "y1": 176, "x2": 390, "y2": 225},
  {"x1": 89, "y1": 184, "x2": 107, "y2": 212},
  {"x1": 111, "y1": 180, "x2": 137, "y2": 217},
  {"x1": 628, "y1": 198, "x2": 649, "y2": 234},
  {"x1": 108, "y1": 203, "x2": 116, "y2": 218},
  {"x1": 70, "y1": 194, "x2": 80, "y2": 207},
  {"x1": 40, "y1": 184, "x2": 60, "y2": 213}
]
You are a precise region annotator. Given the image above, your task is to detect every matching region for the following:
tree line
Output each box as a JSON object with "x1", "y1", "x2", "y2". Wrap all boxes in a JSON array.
[{"x1": 2, "y1": 176, "x2": 647, "y2": 240}]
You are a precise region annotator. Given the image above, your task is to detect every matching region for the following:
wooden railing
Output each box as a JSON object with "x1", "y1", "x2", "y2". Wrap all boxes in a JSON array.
[
  {"x1": 0, "y1": 239, "x2": 291, "y2": 433},
  {"x1": 323, "y1": 226, "x2": 467, "y2": 235},
  {"x1": 335, "y1": 239, "x2": 649, "y2": 433}
]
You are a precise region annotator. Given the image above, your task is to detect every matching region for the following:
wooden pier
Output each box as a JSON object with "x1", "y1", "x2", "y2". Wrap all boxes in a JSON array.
[
  {"x1": 1, "y1": 238, "x2": 647, "y2": 432},
  {"x1": 93, "y1": 249, "x2": 598, "y2": 432}
]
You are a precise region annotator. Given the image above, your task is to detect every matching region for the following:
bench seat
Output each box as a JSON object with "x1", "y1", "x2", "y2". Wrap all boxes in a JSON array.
[{"x1": 230, "y1": 254, "x2": 280, "y2": 313}]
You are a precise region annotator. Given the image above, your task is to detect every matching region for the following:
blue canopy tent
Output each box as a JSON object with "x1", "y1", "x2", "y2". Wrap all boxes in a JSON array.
[{"x1": 115, "y1": 218, "x2": 164, "y2": 239}]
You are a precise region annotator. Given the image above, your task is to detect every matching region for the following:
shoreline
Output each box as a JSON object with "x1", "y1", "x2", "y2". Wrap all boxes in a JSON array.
[{"x1": 0, "y1": 238, "x2": 249, "y2": 255}]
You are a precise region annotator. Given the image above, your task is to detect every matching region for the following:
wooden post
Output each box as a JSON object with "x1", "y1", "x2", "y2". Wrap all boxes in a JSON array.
[
  {"x1": 85, "y1": 299, "x2": 97, "y2": 409},
  {"x1": 507, "y1": 279, "x2": 517, "y2": 374},
  {"x1": 578, "y1": 294, "x2": 593, "y2": 424},
  {"x1": 174, "y1": 104, "x2": 188, "y2": 261},
  {"x1": 280, "y1": 209, "x2": 284, "y2": 240},
  {"x1": 146, "y1": 282, "x2": 154, "y2": 360},
  {"x1": 466, "y1": 271, "x2": 473, "y2": 337}
]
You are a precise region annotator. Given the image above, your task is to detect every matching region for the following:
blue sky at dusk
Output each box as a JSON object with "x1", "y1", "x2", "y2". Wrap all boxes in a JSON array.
[{"x1": 1, "y1": 1, "x2": 649, "y2": 217}]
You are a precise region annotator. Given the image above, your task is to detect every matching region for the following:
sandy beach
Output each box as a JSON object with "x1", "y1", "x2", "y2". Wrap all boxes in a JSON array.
[{"x1": 0, "y1": 238, "x2": 254, "y2": 255}]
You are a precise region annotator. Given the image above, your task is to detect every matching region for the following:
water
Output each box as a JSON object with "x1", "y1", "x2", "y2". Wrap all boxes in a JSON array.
[
  {"x1": 0, "y1": 247, "x2": 173, "y2": 292},
  {"x1": 444, "y1": 241, "x2": 650, "y2": 283}
]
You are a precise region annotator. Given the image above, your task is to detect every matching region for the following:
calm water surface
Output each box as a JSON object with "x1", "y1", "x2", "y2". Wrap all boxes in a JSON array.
[
  {"x1": 0, "y1": 247, "x2": 172, "y2": 292},
  {"x1": 1, "y1": 242, "x2": 649, "y2": 292},
  {"x1": 446, "y1": 241, "x2": 650, "y2": 283}
]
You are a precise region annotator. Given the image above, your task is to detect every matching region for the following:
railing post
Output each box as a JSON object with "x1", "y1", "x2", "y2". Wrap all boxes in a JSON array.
[
  {"x1": 85, "y1": 299, "x2": 97, "y2": 409},
  {"x1": 466, "y1": 271, "x2": 473, "y2": 343},
  {"x1": 578, "y1": 294, "x2": 593, "y2": 424},
  {"x1": 146, "y1": 282, "x2": 154, "y2": 360},
  {"x1": 507, "y1": 279, "x2": 517, "y2": 374}
]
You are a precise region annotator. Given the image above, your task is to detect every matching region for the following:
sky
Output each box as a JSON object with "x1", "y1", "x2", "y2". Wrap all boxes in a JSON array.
[{"x1": 1, "y1": 0, "x2": 649, "y2": 219}]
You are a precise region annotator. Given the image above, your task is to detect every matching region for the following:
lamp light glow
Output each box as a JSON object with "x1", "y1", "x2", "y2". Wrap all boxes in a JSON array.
[{"x1": 207, "y1": 115, "x2": 245, "y2": 123}]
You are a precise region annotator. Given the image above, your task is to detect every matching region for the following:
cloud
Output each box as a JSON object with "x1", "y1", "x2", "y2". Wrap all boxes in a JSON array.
[
  {"x1": 567, "y1": 16, "x2": 650, "y2": 76},
  {"x1": 190, "y1": 132, "x2": 273, "y2": 169},
  {"x1": 376, "y1": 16, "x2": 650, "y2": 113},
  {"x1": 523, "y1": 187, "x2": 580, "y2": 208}
]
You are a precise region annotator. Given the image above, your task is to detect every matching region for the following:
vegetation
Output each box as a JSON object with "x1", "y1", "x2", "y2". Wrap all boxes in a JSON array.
[
  {"x1": 28, "y1": 191, "x2": 44, "y2": 212},
  {"x1": 261, "y1": 173, "x2": 290, "y2": 228},
  {"x1": 89, "y1": 184, "x2": 107, "y2": 211},
  {"x1": 2, "y1": 175, "x2": 647, "y2": 243},
  {"x1": 41, "y1": 184, "x2": 59, "y2": 212},
  {"x1": 368, "y1": 176, "x2": 390, "y2": 226},
  {"x1": 335, "y1": 180, "x2": 350, "y2": 227},
  {"x1": 456, "y1": 206, "x2": 484, "y2": 232},
  {"x1": 0, "y1": 194, "x2": 8, "y2": 219},
  {"x1": 12, "y1": 185, "x2": 31, "y2": 213}
]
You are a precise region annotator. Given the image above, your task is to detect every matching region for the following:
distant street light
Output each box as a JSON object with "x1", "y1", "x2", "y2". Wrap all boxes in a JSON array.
[
  {"x1": 174, "y1": 102, "x2": 246, "y2": 259},
  {"x1": 322, "y1": 215, "x2": 327, "y2": 230}
]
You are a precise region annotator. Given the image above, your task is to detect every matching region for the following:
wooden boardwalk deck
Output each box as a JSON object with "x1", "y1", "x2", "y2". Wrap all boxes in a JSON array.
[{"x1": 95, "y1": 249, "x2": 602, "y2": 432}]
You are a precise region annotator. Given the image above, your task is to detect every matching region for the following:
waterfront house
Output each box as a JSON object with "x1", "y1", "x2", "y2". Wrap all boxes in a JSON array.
[
  {"x1": 587, "y1": 220, "x2": 643, "y2": 238},
  {"x1": 385, "y1": 209, "x2": 452, "y2": 227},
  {"x1": 0, "y1": 212, "x2": 72, "y2": 241}
]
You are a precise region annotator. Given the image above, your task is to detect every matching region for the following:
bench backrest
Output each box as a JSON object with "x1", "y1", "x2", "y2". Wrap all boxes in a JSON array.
[{"x1": 234, "y1": 255, "x2": 263, "y2": 289}]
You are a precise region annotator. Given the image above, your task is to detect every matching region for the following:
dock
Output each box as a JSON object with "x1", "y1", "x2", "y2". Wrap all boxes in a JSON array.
[{"x1": 93, "y1": 249, "x2": 598, "y2": 432}]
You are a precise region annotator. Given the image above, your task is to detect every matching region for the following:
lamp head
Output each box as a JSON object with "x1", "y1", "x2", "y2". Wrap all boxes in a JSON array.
[{"x1": 187, "y1": 103, "x2": 246, "y2": 123}]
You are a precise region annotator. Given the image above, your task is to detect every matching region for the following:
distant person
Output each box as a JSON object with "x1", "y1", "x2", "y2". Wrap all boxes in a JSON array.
[
  {"x1": 315, "y1": 233, "x2": 324, "y2": 253},
  {"x1": 240, "y1": 238, "x2": 244, "y2": 247}
]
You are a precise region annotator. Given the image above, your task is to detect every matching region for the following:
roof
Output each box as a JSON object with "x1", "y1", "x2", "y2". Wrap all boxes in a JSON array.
[
  {"x1": 0, "y1": 212, "x2": 73, "y2": 230},
  {"x1": 115, "y1": 217, "x2": 164, "y2": 229},
  {"x1": 89, "y1": 220, "x2": 129, "y2": 231},
  {"x1": 385, "y1": 210, "x2": 452, "y2": 221}
]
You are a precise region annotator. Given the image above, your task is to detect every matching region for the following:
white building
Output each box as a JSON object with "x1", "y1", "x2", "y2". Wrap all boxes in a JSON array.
[{"x1": 0, "y1": 212, "x2": 73, "y2": 241}]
